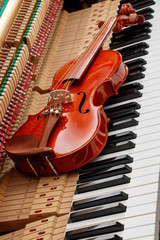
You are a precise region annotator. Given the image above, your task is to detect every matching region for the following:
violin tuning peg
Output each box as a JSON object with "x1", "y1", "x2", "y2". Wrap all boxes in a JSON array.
[
  {"x1": 119, "y1": 3, "x2": 135, "y2": 16},
  {"x1": 137, "y1": 15, "x2": 145, "y2": 24},
  {"x1": 128, "y1": 13, "x2": 145, "y2": 25},
  {"x1": 128, "y1": 13, "x2": 138, "y2": 24},
  {"x1": 98, "y1": 21, "x2": 105, "y2": 29}
]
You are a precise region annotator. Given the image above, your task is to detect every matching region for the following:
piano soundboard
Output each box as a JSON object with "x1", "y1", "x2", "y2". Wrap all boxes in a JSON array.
[{"x1": 0, "y1": 0, "x2": 160, "y2": 239}]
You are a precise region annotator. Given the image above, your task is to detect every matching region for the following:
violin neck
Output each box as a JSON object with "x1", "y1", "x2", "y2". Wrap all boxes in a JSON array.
[{"x1": 64, "y1": 17, "x2": 117, "y2": 83}]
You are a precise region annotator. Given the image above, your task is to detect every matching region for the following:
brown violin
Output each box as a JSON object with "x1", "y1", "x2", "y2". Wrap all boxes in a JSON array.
[{"x1": 5, "y1": 3, "x2": 144, "y2": 176}]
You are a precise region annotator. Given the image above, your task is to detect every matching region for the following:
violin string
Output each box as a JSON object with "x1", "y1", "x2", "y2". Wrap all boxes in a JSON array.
[
  {"x1": 66, "y1": 18, "x2": 116, "y2": 90},
  {"x1": 65, "y1": 19, "x2": 114, "y2": 88},
  {"x1": 66, "y1": 17, "x2": 117, "y2": 88},
  {"x1": 52, "y1": 17, "x2": 115, "y2": 92}
]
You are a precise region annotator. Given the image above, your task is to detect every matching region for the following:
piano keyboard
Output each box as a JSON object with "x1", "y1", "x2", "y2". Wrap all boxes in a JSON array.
[
  {"x1": 0, "y1": 0, "x2": 160, "y2": 239},
  {"x1": 65, "y1": 0, "x2": 160, "y2": 239}
]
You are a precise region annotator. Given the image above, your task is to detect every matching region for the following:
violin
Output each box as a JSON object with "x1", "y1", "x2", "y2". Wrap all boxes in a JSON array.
[{"x1": 5, "y1": 3, "x2": 144, "y2": 176}]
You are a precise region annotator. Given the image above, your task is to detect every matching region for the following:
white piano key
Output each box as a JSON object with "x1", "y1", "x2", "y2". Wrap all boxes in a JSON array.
[
  {"x1": 133, "y1": 131, "x2": 160, "y2": 144},
  {"x1": 67, "y1": 203, "x2": 157, "y2": 231},
  {"x1": 123, "y1": 192, "x2": 157, "y2": 207},
  {"x1": 128, "y1": 164, "x2": 160, "y2": 178},
  {"x1": 108, "y1": 121, "x2": 160, "y2": 137},
  {"x1": 129, "y1": 155, "x2": 159, "y2": 169},
  {"x1": 72, "y1": 192, "x2": 157, "y2": 213},
  {"x1": 68, "y1": 221, "x2": 156, "y2": 240},
  {"x1": 130, "y1": 237, "x2": 155, "y2": 240},
  {"x1": 104, "y1": 90, "x2": 160, "y2": 113},
  {"x1": 131, "y1": 145, "x2": 160, "y2": 161},
  {"x1": 101, "y1": 138, "x2": 160, "y2": 162},
  {"x1": 74, "y1": 173, "x2": 159, "y2": 201},
  {"x1": 123, "y1": 224, "x2": 158, "y2": 240},
  {"x1": 93, "y1": 140, "x2": 160, "y2": 163},
  {"x1": 126, "y1": 183, "x2": 158, "y2": 198},
  {"x1": 140, "y1": 99, "x2": 160, "y2": 110},
  {"x1": 74, "y1": 182, "x2": 159, "y2": 207}
]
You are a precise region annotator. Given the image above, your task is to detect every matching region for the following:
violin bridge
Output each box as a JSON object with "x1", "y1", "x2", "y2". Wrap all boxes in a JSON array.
[
  {"x1": 46, "y1": 90, "x2": 73, "y2": 110},
  {"x1": 50, "y1": 90, "x2": 73, "y2": 104}
]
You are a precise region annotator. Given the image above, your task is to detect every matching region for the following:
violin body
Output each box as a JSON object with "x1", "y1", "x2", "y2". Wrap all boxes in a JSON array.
[{"x1": 6, "y1": 50, "x2": 128, "y2": 175}]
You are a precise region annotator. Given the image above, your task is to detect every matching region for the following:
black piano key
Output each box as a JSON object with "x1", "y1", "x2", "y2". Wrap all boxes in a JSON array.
[
  {"x1": 108, "y1": 131, "x2": 137, "y2": 144},
  {"x1": 69, "y1": 203, "x2": 126, "y2": 222},
  {"x1": 81, "y1": 155, "x2": 133, "y2": 173},
  {"x1": 138, "y1": 13, "x2": 153, "y2": 21},
  {"x1": 118, "y1": 42, "x2": 149, "y2": 55},
  {"x1": 81, "y1": 233, "x2": 122, "y2": 240},
  {"x1": 128, "y1": 65, "x2": 146, "y2": 73},
  {"x1": 120, "y1": 0, "x2": 155, "y2": 9},
  {"x1": 128, "y1": 68, "x2": 145, "y2": 78},
  {"x1": 137, "y1": 7, "x2": 154, "y2": 20},
  {"x1": 111, "y1": 22, "x2": 152, "y2": 42},
  {"x1": 115, "y1": 42, "x2": 149, "y2": 60},
  {"x1": 106, "y1": 85, "x2": 142, "y2": 105},
  {"x1": 104, "y1": 102, "x2": 141, "y2": 115},
  {"x1": 76, "y1": 175, "x2": 130, "y2": 193},
  {"x1": 125, "y1": 58, "x2": 147, "y2": 68},
  {"x1": 72, "y1": 191, "x2": 128, "y2": 211},
  {"x1": 106, "y1": 109, "x2": 140, "y2": 121},
  {"x1": 125, "y1": 71, "x2": 145, "y2": 82},
  {"x1": 101, "y1": 140, "x2": 135, "y2": 154},
  {"x1": 108, "y1": 118, "x2": 138, "y2": 131},
  {"x1": 105, "y1": 102, "x2": 140, "y2": 129},
  {"x1": 113, "y1": 21, "x2": 152, "y2": 36},
  {"x1": 111, "y1": 28, "x2": 151, "y2": 46},
  {"x1": 123, "y1": 50, "x2": 148, "y2": 61},
  {"x1": 119, "y1": 82, "x2": 143, "y2": 92},
  {"x1": 107, "y1": 110, "x2": 140, "y2": 125},
  {"x1": 105, "y1": 89, "x2": 142, "y2": 105},
  {"x1": 78, "y1": 164, "x2": 132, "y2": 183},
  {"x1": 65, "y1": 221, "x2": 124, "y2": 240},
  {"x1": 130, "y1": 0, "x2": 155, "y2": 9},
  {"x1": 110, "y1": 33, "x2": 150, "y2": 49}
]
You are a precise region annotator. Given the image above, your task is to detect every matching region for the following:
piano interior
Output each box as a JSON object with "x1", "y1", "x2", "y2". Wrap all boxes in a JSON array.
[{"x1": 0, "y1": 0, "x2": 160, "y2": 239}]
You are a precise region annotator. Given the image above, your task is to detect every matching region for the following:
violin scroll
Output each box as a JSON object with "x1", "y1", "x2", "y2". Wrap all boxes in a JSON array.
[
  {"x1": 119, "y1": 3, "x2": 136, "y2": 15},
  {"x1": 114, "y1": 3, "x2": 144, "y2": 32},
  {"x1": 113, "y1": 13, "x2": 144, "y2": 33},
  {"x1": 98, "y1": 3, "x2": 144, "y2": 32}
]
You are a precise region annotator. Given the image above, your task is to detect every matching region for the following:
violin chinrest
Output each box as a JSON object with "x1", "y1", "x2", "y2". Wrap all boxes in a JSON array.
[
  {"x1": 5, "y1": 134, "x2": 55, "y2": 160},
  {"x1": 5, "y1": 134, "x2": 39, "y2": 154}
]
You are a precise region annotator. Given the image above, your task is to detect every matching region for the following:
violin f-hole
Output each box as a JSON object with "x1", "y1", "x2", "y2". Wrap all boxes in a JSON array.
[{"x1": 77, "y1": 91, "x2": 90, "y2": 114}]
